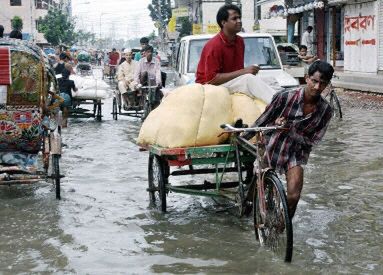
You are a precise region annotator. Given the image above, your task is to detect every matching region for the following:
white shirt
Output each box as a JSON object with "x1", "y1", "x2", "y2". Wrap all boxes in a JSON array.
[
  {"x1": 134, "y1": 57, "x2": 161, "y2": 86},
  {"x1": 117, "y1": 60, "x2": 137, "y2": 83},
  {"x1": 301, "y1": 31, "x2": 313, "y2": 54}
]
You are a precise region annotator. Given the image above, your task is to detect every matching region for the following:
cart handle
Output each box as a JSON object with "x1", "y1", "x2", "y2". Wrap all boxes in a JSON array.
[
  {"x1": 220, "y1": 124, "x2": 287, "y2": 133},
  {"x1": 140, "y1": 85, "x2": 159, "y2": 89}
]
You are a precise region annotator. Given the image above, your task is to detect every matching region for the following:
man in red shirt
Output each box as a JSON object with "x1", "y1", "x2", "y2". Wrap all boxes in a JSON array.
[
  {"x1": 196, "y1": 4, "x2": 259, "y2": 85},
  {"x1": 109, "y1": 48, "x2": 120, "y2": 66},
  {"x1": 108, "y1": 48, "x2": 120, "y2": 78}
]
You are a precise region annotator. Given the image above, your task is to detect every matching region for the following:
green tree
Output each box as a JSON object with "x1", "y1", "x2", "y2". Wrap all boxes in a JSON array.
[
  {"x1": 148, "y1": 30, "x2": 156, "y2": 41},
  {"x1": 148, "y1": 0, "x2": 172, "y2": 27},
  {"x1": 39, "y1": 8, "x2": 77, "y2": 46},
  {"x1": 178, "y1": 17, "x2": 192, "y2": 38},
  {"x1": 76, "y1": 30, "x2": 96, "y2": 46},
  {"x1": 11, "y1": 16, "x2": 23, "y2": 31}
]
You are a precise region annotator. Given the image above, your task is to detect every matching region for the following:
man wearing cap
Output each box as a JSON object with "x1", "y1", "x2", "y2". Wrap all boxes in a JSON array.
[
  {"x1": 116, "y1": 49, "x2": 138, "y2": 111},
  {"x1": 134, "y1": 45, "x2": 162, "y2": 107}
]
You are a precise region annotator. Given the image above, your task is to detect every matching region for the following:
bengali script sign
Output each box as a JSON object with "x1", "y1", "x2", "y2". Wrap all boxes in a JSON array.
[{"x1": 343, "y1": 2, "x2": 377, "y2": 72}]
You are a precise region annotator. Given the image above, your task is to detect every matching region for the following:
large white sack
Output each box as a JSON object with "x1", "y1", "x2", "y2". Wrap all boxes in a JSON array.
[
  {"x1": 70, "y1": 75, "x2": 109, "y2": 99},
  {"x1": 138, "y1": 84, "x2": 233, "y2": 148},
  {"x1": 72, "y1": 88, "x2": 108, "y2": 99},
  {"x1": 231, "y1": 93, "x2": 267, "y2": 126}
]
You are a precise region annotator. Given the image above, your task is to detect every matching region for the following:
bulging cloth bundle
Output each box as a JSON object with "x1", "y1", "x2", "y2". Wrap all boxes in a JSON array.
[{"x1": 138, "y1": 84, "x2": 268, "y2": 148}]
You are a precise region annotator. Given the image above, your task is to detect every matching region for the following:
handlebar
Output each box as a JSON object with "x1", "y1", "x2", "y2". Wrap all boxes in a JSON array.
[
  {"x1": 220, "y1": 124, "x2": 286, "y2": 133},
  {"x1": 140, "y1": 85, "x2": 159, "y2": 89}
]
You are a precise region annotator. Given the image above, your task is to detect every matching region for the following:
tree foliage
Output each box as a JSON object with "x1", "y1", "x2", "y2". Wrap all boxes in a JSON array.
[
  {"x1": 39, "y1": 8, "x2": 77, "y2": 46},
  {"x1": 148, "y1": 30, "x2": 156, "y2": 41},
  {"x1": 148, "y1": 0, "x2": 172, "y2": 27},
  {"x1": 178, "y1": 17, "x2": 192, "y2": 38},
  {"x1": 11, "y1": 16, "x2": 23, "y2": 31},
  {"x1": 76, "y1": 30, "x2": 96, "y2": 46}
]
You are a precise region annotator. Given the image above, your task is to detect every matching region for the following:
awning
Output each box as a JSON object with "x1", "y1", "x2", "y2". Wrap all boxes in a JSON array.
[{"x1": 0, "y1": 47, "x2": 11, "y2": 85}]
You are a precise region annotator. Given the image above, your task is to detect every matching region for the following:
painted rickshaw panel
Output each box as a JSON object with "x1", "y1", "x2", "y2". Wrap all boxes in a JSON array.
[{"x1": 0, "y1": 40, "x2": 53, "y2": 154}]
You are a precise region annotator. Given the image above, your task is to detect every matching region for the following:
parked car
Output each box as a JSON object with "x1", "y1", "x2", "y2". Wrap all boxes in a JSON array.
[
  {"x1": 277, "y1": 43, "x2": 301, "y2": 66},
  {"x1": 173, "y1": 33, "x2": 299, "y2": 90},
  {"x1": 277, "y1": 43, "x2": 306, "y2": 83}
]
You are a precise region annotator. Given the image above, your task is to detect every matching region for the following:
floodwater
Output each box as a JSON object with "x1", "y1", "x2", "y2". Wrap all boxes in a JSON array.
[{"x1": 0, "y1": 84, "x2": 382, "y2": 274}]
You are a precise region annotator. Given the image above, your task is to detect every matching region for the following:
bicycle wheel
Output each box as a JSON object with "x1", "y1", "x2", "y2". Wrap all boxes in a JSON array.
[
  {"x1": 142, "y1": 100, "x2": 151, "y2": 122},
  {"x1": 52, "y1": 154, "x2": 61, "y2": 200},
  {"x1": 148, "y1": 154, "x2": 167, "y2": 212},
  {"x1": 330, "y1": 91, "x2": 342, "y2": 118},
  {"x1": 254, "y1": 171, "x2": 293, "y2": 262},
  {"x1": 96, "y1": 101, "x2": 102, "y2": 121},
  {"x1": 112, "y1": 97, "x2": 118, "y2": 120}
]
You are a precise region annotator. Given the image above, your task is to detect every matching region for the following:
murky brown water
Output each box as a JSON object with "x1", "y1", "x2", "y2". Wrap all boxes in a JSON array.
[{"x1": 0, "y1": 87, "x2": 382, "y2": 274}]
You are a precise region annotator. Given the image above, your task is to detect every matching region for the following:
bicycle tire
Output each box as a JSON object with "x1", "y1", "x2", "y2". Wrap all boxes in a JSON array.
[
  {"x1": 142, "y1": 101, "x2": 151, "y2": 122},
  {"x1": 52, "y1": 154, "x2": 61, "y2": 200},
  {"x1": 148, "y1": 154, "x2": 167, "y2": 212},
  {"x1": 330, "y1": 91, "x2": 343, "y2": 118},
  {"x1": 96, "y1": 101, "x2": 102, "y2": 122},
  {"x1": 112, "y1": 97, "x2": 118, "y2": 120},
  {"x1": 254, "y1": 171, "x2": 293, "y2": 262}
]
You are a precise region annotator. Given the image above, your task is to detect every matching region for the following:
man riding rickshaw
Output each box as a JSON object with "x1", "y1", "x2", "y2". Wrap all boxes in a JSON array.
[{"x1": 116, "y1": 48, "x2": 138, "y2": 112}]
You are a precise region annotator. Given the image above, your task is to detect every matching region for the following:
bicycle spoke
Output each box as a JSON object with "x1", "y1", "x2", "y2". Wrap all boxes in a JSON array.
[{"x1": 254, "y1": 173, "x2": 293, "y2": 262}]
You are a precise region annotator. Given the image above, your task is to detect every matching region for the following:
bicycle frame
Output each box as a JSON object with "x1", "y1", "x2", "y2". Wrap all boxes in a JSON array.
[
  {"x1": 223, "y1": 124, "x2": 285, "y2": 222},
  {"x1": 222, "y1": 123, "x2": 293, "y2": 262}
]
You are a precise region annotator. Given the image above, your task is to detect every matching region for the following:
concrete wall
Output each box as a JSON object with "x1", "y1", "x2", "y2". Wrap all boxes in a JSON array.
[{"x1": 258, "y1": 0, "x2": 287, "y2": 36}]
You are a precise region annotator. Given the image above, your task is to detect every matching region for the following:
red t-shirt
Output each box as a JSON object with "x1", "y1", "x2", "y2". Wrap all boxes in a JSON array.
[
  {"x1": 109, "y1": 51, "x2": 120, "y2": 65},
  {"x1": 196, "y1": 31, "x2": 244, "y2": 84}
]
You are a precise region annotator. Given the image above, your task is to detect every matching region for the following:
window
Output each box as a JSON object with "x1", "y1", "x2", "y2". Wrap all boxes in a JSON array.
[
  {"x1": 35, "y1": 0, "x2": 48, "y2": 9},
  {"x1": 244, "y1": 37, "x2": 281, "y2": 69},
  {"x1": 10, "y1": 0, "x2": 22, "y2": 6},
  {"x1": 187, "y1": 39, "x2": 208, "y2": 73},
  {"x1": 254, "y1": 5, "x2": 261, "y2": 20},
  {"x1": 35, "y1": 20, "x2": 41, "y2": 32}
]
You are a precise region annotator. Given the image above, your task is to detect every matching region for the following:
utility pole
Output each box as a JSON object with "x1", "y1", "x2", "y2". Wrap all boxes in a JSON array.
[{"x1": 29, "y1": 0, "x2": 34, "y2": 41}]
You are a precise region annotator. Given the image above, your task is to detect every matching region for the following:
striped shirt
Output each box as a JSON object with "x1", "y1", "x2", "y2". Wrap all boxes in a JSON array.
[
  {"x1": 252, "y1": 88, "x2": 333, "y2": 174},
  {"x1": 134, "y1": 56, "x2": 162, "y2": 86}
]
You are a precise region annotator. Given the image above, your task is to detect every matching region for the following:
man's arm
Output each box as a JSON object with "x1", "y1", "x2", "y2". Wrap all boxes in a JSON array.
[
  {"x1": 134, "y1": 60, "x2": 141, "y2": 84},
  {"x1": 289, "y1": 106, "x2": 333, "y2": 147},
  {"x1": 208, "y1": 65, "x2": 260, "y2": 85},
  {"x1": 155, "y1": 60, "x2": 162, "y2": 86},
  {"x1": 243, "y1": 92, "x2": 285, "y2": 139},
  {"x1": 117, "y1": 64, "x2": 124, "y2": 81}
]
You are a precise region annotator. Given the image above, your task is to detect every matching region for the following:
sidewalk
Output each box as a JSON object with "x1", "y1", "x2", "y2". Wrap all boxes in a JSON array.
[{"x1": 332, "y1": 70, "x2": 383, "y2": 94}]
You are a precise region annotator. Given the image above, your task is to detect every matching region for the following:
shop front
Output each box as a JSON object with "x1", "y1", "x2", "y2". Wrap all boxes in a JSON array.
[{"x1": 343, "y1": 1, "x2": 378, "y2": 73}]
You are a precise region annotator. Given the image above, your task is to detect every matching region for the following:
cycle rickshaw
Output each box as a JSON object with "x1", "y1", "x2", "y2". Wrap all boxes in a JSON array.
[
  {"x1": 112, "y1": 84, "x2": 159, "y2": 121},
  {"x1": 143, "y1": 121, "x2": 293, "y2": 262},
  {"x1": 69, "y1": 65, "x2": 108, "y2": 122},
  {"x1": 76, "y1": 50, "x2": 92, "y2": 76},
  {"x1": 0, "y1": 39, "x2": 63, "y2": 199}
]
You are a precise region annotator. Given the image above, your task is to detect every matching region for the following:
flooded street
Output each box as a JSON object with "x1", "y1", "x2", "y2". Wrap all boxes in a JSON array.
[{"x1": 0, "y1": 86, "x2": 382, "y2": 274}]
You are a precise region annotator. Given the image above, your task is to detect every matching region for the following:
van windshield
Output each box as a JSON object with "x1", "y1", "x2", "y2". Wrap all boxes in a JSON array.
[
  {"x1": 188, "y1": 39, "x2": 208, "y2": 73},
  {"x1": 187, "y1": 36, "x2": 281, "y2": 73},
  {"x1": 243, "y1": 37, "x2": 281, "y2": 69}
]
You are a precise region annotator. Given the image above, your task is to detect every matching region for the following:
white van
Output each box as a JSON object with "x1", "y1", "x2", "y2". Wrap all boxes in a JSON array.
[{"x1": 174, "y1": 33, "x2": 299, "y2": 90}]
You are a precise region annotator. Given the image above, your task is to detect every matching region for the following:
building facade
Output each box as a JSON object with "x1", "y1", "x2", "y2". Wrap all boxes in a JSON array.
[
  {"x1": 284, "y1": 0, "x2": 383, "y2": 74},
  {"x1": 0, "y1": 0, "x2": 72, "y2": 44}
]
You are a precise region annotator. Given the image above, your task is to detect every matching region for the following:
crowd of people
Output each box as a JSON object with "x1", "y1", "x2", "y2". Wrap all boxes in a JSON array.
[{"x1": 110, "y1": 37, "x2": 164, "y2": 113}]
